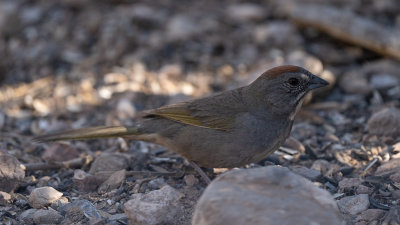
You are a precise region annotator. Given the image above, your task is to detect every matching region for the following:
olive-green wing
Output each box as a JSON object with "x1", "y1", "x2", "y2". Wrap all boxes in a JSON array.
[
  {"x1": 142, "y1": 90, "x2": 246, "y2": 131},
  {"x1": 145, "y1": 102, "x2": 205, "y2": 128}
]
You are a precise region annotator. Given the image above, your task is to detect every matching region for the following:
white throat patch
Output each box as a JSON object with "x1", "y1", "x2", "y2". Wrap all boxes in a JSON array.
[{"x1": 289, "y1": 97, "x2": 305, "y2": 120}]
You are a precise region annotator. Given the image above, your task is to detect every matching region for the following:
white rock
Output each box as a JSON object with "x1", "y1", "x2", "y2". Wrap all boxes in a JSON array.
[
  {"x1": 124, "y1": 185, "x2": 184, "y2": 225},
  {"x1": 29, "y1": 187, "x2": 63, "y2": 209}
]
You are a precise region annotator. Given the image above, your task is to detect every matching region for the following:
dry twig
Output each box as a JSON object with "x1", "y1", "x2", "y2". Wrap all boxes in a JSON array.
[
  {"x1": 23, "y1": 156, "x2": 92, "y2": 171},
  {"x1": 281, "y1": 3, "x2": 400, "y2": 61}
]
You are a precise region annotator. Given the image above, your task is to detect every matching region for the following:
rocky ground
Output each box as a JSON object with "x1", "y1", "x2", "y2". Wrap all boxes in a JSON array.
[{"x1": 0, "y1": 0, "x2": 400, "y2": 224}]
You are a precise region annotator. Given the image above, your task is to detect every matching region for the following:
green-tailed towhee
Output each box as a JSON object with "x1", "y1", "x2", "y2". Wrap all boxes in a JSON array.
[{"x1": 34, "y1": 65, "x2": 328, "y2": 170}]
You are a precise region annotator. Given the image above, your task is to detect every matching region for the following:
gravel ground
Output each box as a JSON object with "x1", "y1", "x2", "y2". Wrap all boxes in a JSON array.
[{"x1": 0, "y1": 0, "x2": 400, "y2": 224}]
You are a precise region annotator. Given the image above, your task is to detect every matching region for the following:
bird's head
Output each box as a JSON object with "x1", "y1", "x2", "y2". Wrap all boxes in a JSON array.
[{"x1": 246, "y1": 65, "x2": 329, "y2": 118}]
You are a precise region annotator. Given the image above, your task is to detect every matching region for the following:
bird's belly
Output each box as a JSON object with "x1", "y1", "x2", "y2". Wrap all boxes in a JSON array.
[
  {"x1": 139, "y1": 116, "x2": 292, "y2": 168},
  {"x1": 175, "y1": 122, "x2": 290, "y2": 168}
]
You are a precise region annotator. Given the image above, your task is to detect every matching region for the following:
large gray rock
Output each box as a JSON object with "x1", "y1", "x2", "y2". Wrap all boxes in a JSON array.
[{"x1": 193, "y1": 166, "x2": 343, "y2": 225}]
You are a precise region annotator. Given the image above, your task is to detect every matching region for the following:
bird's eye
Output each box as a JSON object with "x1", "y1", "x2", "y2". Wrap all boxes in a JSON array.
[{"x1": 287, "y1": 78, "x2": 299, "y2": 87}]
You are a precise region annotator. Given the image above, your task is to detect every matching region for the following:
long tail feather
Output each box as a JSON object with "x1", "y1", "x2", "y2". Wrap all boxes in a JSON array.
[{"x1": 32, "y1": 126, "x2": 140, "y2": 142}]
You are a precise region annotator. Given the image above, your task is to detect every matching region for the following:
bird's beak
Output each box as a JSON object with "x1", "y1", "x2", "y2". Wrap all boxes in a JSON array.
[{"x1": 308, "y1": 75, "x2": 329, "y2": 90}]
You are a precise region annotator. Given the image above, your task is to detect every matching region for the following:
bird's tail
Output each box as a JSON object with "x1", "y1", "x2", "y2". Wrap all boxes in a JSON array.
[{"x1": 32, "y1": 126, "x2": 140, "y2": 142}]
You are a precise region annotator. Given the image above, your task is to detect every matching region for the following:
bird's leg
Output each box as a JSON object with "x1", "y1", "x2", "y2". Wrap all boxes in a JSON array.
[{"x1": 189, "y1": 161, "x2": 211, "y2": 184}]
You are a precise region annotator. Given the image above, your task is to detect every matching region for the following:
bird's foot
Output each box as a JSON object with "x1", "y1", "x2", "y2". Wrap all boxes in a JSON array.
[{"x1": 189, "y1": 161, "x2": 212, "y2": 184}]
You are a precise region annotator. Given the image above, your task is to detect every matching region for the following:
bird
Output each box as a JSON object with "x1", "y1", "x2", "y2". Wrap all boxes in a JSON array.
[{"x1": 33, "y1": 65, "x2": 328, "y2": 183}]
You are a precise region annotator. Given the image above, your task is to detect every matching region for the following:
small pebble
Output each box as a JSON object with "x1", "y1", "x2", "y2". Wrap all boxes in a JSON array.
[
  {"x1": 42, "y1": 143, "x2": 80, "y2": 162},
  {"x1": 367, "y1": 107, "x2": 400, "y2": 138},
  {"x1": 50, "y1": 196, "x2": 69, "y2": 209},
  {"x1": 356, "y1": 185, "x2": 372, "y2": 195},
  {"x1": 18, "y1": 208, "x2": 37, "y2": 224},
  {"x1": 391, "y1": 190, "x2": 400, "y2": 199},
  {"x1": 89, "y1": 153, "x2": 130, "y2": 175},
  {"x1": 0, "y1": 153, "x2": 25, "y2": 192},
  {"x1": 59, "y1": 199, "x2": 102, "y2": 223},
  {"x1": 226, "y1": 3, "x2": 265, "y2": 22},
  {"x1": 339, "y1": 72, "x2": 371, "y2": 95},
  {"x1": 148, "y1": 177, "x2": 166, "y2": 190},
  {"x1": 338, "y1": 178, "x2": 363, "y2": 191},
  {"x1": 124, "y1": 185, "x2": 184, "y2": 225},
  {"x1": 29, "y1": 186, "x2": 63, "y2": 209},
  {"x1": 184, "y1": 174, "x2": 198, "y2": 186},
  {"x1": 73, "y1": 169, "x2": 99, "y2": 192},
  {"x1": 375, "y1": 159, "x2": 400, "y2": 175},
  {"x1": 290, "y1": 166, "x2": 321, "y2": 181},
  {"x1": 0, "y1": 191, "x2": 12, "y2": 205},
  {"x1": 33, "y1": 208, "x2": 63, "y2": 224},
  {"x1": 389, "y1": 172, "x2": 400, "y2": 183},
  {"x1": 369, "y1": 74, "x2": 399, "y2": 90},
  {"x1": 311, "y1": 159, "x2": 332, "y2": 175},
  {"x1": 337, "y1": 194, "x2": 370, "y2": 215},
  {"x1": 356, "y1": 209, "x2": 385, "y2": 223},
  {"x1": 98, "y1": 169, "x2": 126, "y2": 194}
]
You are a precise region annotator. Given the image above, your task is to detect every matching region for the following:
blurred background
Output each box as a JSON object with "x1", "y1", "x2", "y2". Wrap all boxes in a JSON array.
[
  {"x1": 1, "y1": 0, "x2": 399, "y2": 131},
  {"x1": 1, "y1": 0, "x2": 400, "y2": 224}
]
